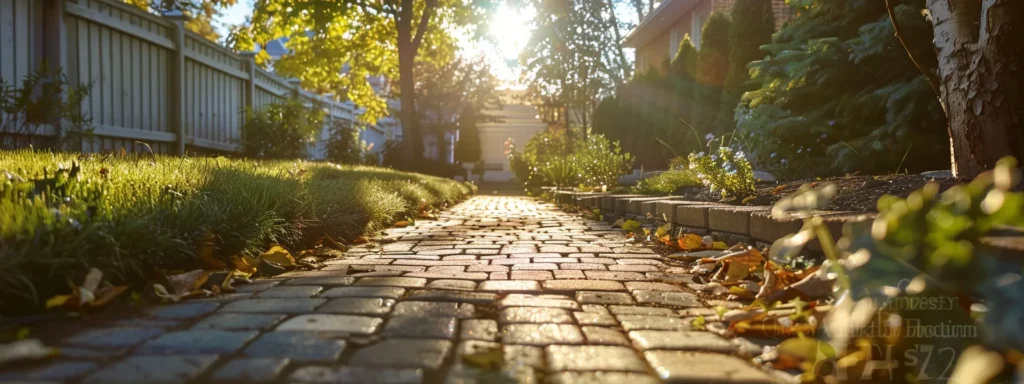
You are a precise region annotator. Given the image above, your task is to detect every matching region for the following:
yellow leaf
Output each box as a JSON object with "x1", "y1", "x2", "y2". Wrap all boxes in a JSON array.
[
  {"x1": 260, "y1": 245, "x2": 296, "y2": 268},
  {"x1": 712, "y1": 241, "x2": 729, "y2": 250},
  {"x1": 678, "y1": 234, "x2": 703, "y2": 251},
  {"x1": 230, "y1": 255, "x2": 259, "y2": 274},
  {"x1": 196, "y1": 232, "x2": 226, "y2": 269},
  {"x1": 621, "y1": 220, "x2": 640, "y2": 233},
  {"x1": 655, "y1": 223, "x2": 672, "y2": 238},
  {"x1": 461, "y1": 345, "x2": 504, "y2": 370},
  {"x1": 88, "y1": 286, "x2": 129, "y2": 308},
  {"x1": 16, "y1": 328, "x2": 30, "y2": 340},
  {"x1": 45, "y1": 295, "x2": 74, "y2": 309},
  {"x1": 778, "y1": 336, "x2": 836, "y2": 363}
]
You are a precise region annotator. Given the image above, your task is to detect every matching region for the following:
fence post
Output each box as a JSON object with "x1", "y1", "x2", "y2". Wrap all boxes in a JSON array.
[
  {"x1": 41, "y1": 0, "x2": 68, "y2": 147},
  {"x1": 287, "y1": 78, "x2": 302, "y2": 98},
  {"x1": 239, "y1": 52, "x2": 257, "y2": 154},
  {"x1": 163, "y1": 10, "x2": 189, "y2": 155}
]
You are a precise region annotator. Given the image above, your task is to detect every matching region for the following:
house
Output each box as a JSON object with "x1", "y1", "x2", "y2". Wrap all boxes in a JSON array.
[
  {"x1": 622, "y1": 0, "x2": 790, "y2": 75},
  {"x1": 475, "y1": 90, "x2": 548, "y2": 182}
]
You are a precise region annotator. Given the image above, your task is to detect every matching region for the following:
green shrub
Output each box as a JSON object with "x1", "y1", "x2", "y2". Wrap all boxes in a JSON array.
[
  {"x1": 325, "y1": 120, "x2": 367, "y2": 164},
  {"x1": 243, "y1": 98, "x2": 324, "y2": 159},
  {"x1": 1, "y1": 65, "x2": 92, "y2": 148},
  {"x1": 693, "y1": 12, "x2": 732, "y2": 135},
  {"x1": 738, "y1": 0, "x2": 947, "y2": 178},
  {"x1": 510, "y1": 129, "x2": 633, "y2": 189},
  {"x1": 631, "y1": 170, "x2": 702, "y2": 195},
  {"x1": 717, "y1": 0, "x2": 775, "y2": 132},
  {"x1": 687, "y1": 147, "x2": 755, "y2": 198},
  {"x1": 0, "y1": 150, "x2": 473, "y2": 313}
]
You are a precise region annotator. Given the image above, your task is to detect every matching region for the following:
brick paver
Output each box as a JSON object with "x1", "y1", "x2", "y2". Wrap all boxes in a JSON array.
[{"x1": 3, "y1": 196, "x2": 782, "y2": 383}]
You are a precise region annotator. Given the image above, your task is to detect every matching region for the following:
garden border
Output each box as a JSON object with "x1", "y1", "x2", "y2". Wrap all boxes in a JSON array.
[{"x1": 550, "y1": 190, "x2": 1024, "y2": 256}]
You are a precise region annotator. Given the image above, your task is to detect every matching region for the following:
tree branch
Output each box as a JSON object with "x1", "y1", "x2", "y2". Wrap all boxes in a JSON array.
[
  {"x1": 886, "y1": 0, "x2": 941, "y2": 96},
  {"x1": 411, "y1": 0, "x2": 438, "y2": 51}
]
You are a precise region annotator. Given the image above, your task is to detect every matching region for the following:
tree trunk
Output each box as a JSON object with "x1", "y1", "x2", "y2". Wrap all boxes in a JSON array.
[
  {"x1": 397, "y1": 44, "x2": 423, "y2": 167},
  {"x1": 927, "y1": 0, "x2": 1024, "y2": 177}
]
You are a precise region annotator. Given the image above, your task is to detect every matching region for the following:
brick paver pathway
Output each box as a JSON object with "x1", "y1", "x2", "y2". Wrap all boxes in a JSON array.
[{"x1": 3, "y1": 196, "x2": 784, "y2": 383}]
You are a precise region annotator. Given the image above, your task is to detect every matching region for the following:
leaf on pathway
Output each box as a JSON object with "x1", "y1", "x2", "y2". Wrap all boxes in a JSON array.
[
  {"x1": 611, "y1": 218, "x2": 624, "y2": 228},
  {"x1": 260, "y1": 245, "x2": 296, "y2": 268},
  {"x1": 321, "y1": 233, "x2": 348, "y2": 251},
  {"x1": 776, "y1": 336, "x2": 836, "y2": 368},
  {"x1": 45, "y1": 268, "x2": 129, "y2": 310},
  {"x1": 0, "y1": 339, "x2": 57, "y2": 365},
  {"x1": 230, "y1": 255, "x2": 259, "y2": 275},
  {"x1": 678, "y1": 234, "x2": 703, "y2": 251},
  {"x1": 196, "y1": 232, "x2": 226, "y2": 269},
  {"x1": 352, "y1": 236, "x2": 369, "y2": 244},
  {"x1": 621, "y1": 220, "x2": 640, "y2": 233},
  {"x1": 690, "y1": 316, "x2": 706, "y2": 330},
  {"x1": 655, "y1": 223, "x2": 672, "y2": 238},
  {"x1": 711, "y1": 241, "x2": 729, "y2": 250},
  {"x1": 167, "y1": 270, "x2": 211, "y2": 295},
  {"x1": 461, "y1": 345, "x2": 504, "y2": 370},
  {"x1": 394, "y1": 221, "x2": 410, "y2": 228}
]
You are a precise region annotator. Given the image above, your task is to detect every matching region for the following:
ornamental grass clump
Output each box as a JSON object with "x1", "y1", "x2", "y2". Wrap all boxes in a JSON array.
[
  {"x1": 0, "y1": 150, "x2": 474, "y2": 313},
  {"x1": 687, "y1": 146, "x2": 755, "y2": 198}
]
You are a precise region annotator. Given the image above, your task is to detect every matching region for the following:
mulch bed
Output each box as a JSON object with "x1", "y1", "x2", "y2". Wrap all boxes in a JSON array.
[{"x1": 671, "y1": 174, "x2": 965, "y2": 213}]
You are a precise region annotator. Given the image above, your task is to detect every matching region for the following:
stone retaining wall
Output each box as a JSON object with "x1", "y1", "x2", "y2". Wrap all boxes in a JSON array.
[{"x1": 552, "y1": 190, "x2": 1024, "y2": 256}]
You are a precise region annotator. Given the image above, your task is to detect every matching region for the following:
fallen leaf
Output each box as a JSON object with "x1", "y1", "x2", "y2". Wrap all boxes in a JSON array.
[
  {"x1": 89, "y1": 285, "x2": 130, "y2": 307},
  {"x1": 621, "y1": 220, "x2": 640, "y2": 233},
  {"x1": 260, "y1": 245, "x2": 296, "y2": 268},
  {"x1": 230, "y1": 255, "x2": 259, "y2": 274},
  {"x1": 461, "y1": 345, "x2": 504, "y2": 370},
  {"x1": 394, "y1": 221, "x2": 410, "y2": 228},
  {"x1": 0, "y1": 339, "x2": 56, "y2": 365},
  {"x1": 777, "y1": 336, "x2": 836, "y2": 366},
  {"x1": 196, "y1": 232, "x2": 226, "y2": 269},
  {"x1": 167, "y1": 270, "x2": 211, "y2": 295},
  {"x1": 678, "y1": 234, "x2": 703, "y2": 251},
  {"x1": 612, "y1": 218, "x2": 624, "y2": 228},
  {"x1": 655, "y1": 223, "x2": 672, "y2": 238},
  {"x1": 45, "y1": 295, "x2": 74, "y2": 310},
  {"x1": 712, "y1": 241, "x2": 728, "y2": 250},
  {"x1": 352, "y1": 236, "x2": 369, "y2": 244}
]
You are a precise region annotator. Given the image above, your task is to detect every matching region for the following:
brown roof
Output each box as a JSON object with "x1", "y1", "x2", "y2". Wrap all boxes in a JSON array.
[{"x1": 622, "y1": 0, "x2": 704, "y2": 48}]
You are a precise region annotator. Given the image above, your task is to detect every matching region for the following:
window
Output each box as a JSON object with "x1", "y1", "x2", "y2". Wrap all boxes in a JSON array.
[
  {"x1": 691, "y1": 11, "x2": 705, "y2": 49},
  {"x1": 670, "y1": 27, "x2": 680, "y2": 59}
]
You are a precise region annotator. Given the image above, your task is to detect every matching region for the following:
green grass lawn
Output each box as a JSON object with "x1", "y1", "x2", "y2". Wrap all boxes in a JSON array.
[{"x1": 0, "y1": 150, "x2": 474, "y2": 312}]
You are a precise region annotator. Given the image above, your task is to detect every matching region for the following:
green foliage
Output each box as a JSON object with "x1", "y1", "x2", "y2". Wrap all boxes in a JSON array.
[
  {"x1": 248, "y1": 0, "x2": 486, "y2": 124},
  {"x1": 687, "y1": 147, "x2": 755, "y2": 198},
  {"x1": 508, "y1": 129, "x2": 633, "y2": 189},
  {"x1": 325, "y1": 121, "x2": 369, "y2": 165},
  {"x1": 242, "y1": 98, "x2": 324, "y2": 159},
  {"x1": 0, "y1": 65, "x2": 92, "y2": 148},
  {"x1": 717, "y1": 0, "x2": 775, "y2": 132},
  {"x1": 631, "y1": 170, "x2": 702, "y2": 195},
  {"x1": 693, "y1": 12, "x2": 732, "y2": 134},
  {"x1": 772, "y1": 158, "x2": 1024, "y2": 378},
  {"x1": 0, "y1": 150, "x2": 473, "y2": 312},
  {"x1": 738, "y1": 0, "x2": 947, "y2": 178}
]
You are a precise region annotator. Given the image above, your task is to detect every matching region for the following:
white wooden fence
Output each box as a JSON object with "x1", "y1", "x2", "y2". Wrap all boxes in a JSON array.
[{"x1": 0, "y1": 0, "x2": 389, "y2": 158}]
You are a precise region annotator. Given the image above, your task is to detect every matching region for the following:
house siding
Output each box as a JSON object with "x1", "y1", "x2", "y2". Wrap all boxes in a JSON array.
[{"x1": 632, "y1": 0, "x2": 791, "y2": 76}]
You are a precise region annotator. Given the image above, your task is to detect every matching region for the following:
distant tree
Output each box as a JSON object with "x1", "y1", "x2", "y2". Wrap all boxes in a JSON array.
[
  {"x1": 717, "y1": 0, "x2": 775, "y2": 133},
  {"x1": 248, "y1": 0, "x2": 489, "y2": 168},
  {"x1": 123, "y1": 0, "x2": 231, "y2": 41},
  {"x1": 692, "y1": 12, "x2": 731, "y2": 136},
  {"x1": 326, "y1": 121, "x2": 364, "y2": 164}
]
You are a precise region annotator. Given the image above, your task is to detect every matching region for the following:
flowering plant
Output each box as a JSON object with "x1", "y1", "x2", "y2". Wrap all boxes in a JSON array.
[{"x1": 687, "y1": 146, "x2": 755, "y2": 198}]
